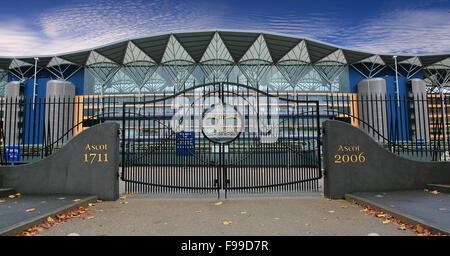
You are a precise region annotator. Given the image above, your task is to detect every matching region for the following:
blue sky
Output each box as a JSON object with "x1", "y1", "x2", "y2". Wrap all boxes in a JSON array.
[{"x1": 0, "y1": 0, "x2": 449, "y2": 56}]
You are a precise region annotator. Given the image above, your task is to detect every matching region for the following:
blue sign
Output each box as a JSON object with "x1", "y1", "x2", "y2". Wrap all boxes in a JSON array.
[
  {"x1": 176, "y1": 131, "x2": 195, "y2": 156},
  {"x1": 5, "y1": 146, "x2": 20, "y2": 162}
]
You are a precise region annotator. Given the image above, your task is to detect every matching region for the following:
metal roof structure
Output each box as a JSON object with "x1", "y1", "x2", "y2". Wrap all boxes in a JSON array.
[
  {"x1": 0, "y1": 30, "x2": 448, "y2": 67},
  {"x1": 1, "y1": 30, "x2": 449, "y2": 89}
]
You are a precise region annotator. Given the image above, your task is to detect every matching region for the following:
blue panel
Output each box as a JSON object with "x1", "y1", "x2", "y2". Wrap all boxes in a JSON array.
[
  {"x1": 383, "y1": 75, "x2": 410, "y2": 142},
  {"x1": 176, "y1": 131, "x2": 195, "y2": 156},
  {"x1": 348, "y1": 66, "x2": 365, "y2": 93}
]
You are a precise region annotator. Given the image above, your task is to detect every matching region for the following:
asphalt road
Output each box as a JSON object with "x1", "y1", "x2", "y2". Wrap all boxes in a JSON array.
[{"x1": 36, "y1": 194, "x2": 416, "y2": 236}]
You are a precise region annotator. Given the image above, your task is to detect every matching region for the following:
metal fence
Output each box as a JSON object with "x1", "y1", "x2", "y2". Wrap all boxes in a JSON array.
[
  {"x1": 0, "y1": 96, "x2": 119, "y2": 165},
  {"x1": 0, "y1": 92, "x2": 449, "y2": 165},
  {"x1": 325, "y1": 93, "x2": 450, "y2": 161}
]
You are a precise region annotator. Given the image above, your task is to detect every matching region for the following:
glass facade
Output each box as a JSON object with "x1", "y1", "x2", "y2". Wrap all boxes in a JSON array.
[{"x1": 83, "y1": 64, "x2": 350, "y2": 95}]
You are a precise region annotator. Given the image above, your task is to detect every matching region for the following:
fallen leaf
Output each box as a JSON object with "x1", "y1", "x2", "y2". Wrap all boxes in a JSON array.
[
  {"x1": 8, "y1": 195, "x2": 15, "y2": 199},
  {"x1": 382, "y1": 219, "x2": 390, "y2": 224},
  {"x1": 25, "y1": 208, "x2": 35, "y2": 212},
  {"x1": 56, "y1": 214, "x2": 66, "y2": 219},
  {"x1": 399, "y1": 225, "x2": 406, "y2": 230},
  {"x1": 15, "y1": 193, "x2": 21, "y2": 196},
  {"x1": 88, "y1": 203, "x2": 95, "y2": 207},
  {"x1": 214, "y1": 201, "x2": 223, "y2": 206},
  {"x1": 337, "y1": 199, "x2": 345, "y2": 202},
  {"x1": 431, "y1": 190, "x2": 439, "y2": 195},
  {"x1": 120, "y1": 201, "x2": 128, "y2": 204},
  {"x1": 240, "y1": 211, "x2": 247, "y2": 214},
  {"x1": 35, "y1": 227, "x2": 45, "y2": 232},
  {"x1": 195, "y1": 210, "x2": 203, "y2": 214},
  {"x1": 328, "y1": 210, "x2": 335, "y2": 213},
  {"x1": 96, "y1": 200, "x2": 103, "y2": 203},
  {"x1": 120, "y1": 196, "x2": 127, "y2": 200},
  {"x1": 96, "y1": 209, "x2": 104, "y2": 212},
  {"x1": 85, "y1": 216, "x2": 95, "y2": 220},
  {"x1": 73, "y1": 199, "x2": 81, "y2": 202},
  {"x1": 340, "y1": 205, "x2": 348, "y2": 209},
  {"x1": 377, "y1": 214, "x2": 386, "y2": 218},
  {"x1": 416, "y1": 224, "x2": 424, "y2": 233},
  {"x1": 321, "y1": 217, "x2": 328, "y2": 221},
  {"x1": 223, "y1": 221, "x2": 232, "y2": 225},
  {"x1": 46, "y1": 216, "x2": 55, "y2": 223}
]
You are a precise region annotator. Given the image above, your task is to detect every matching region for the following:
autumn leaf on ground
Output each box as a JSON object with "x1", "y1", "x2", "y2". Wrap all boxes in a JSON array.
[
  {"x1": 120, "y1": 201, "x2": 128, "y2": 204},
  {"x1": 328, "y1": 210, "x2": 335, "y2": 213},
  {"x1": 8, "y1": 194, "x2": 15, "y2": 198},
  {"x1": 25, "y1": 208, "x2": 35, "y2": 212},
  {"x1": 96, "y1": 209, "x2": 104, "y2": 212},
  {"x1": 15, "y1": 193, "x2": 21, "y2": 196},
  {"x1": 240, "y1": 211, "x2": 247, "y2": 214},
  {"x1": 382, "y1": 219, "x2": 390, "y2": 224},
  {"x1": 321, "y1": 217, "x2": 328, "y2": 221},
  {"x1": 340, "y1": 205, "x2": 348, "y2": 208},
  {"x1": 120, "y1": 196, "x2": 127, "y2": 200},
  {"x1": 214, "y1": 201, "x2": 223, "y2": 206},
  {"x1": 56, "y1": 214, "x2": 66, "y2": 219},
  {"x1": 399, "y1": 225, "x2": 406, "y2": 230},
  {"x1": 96, "y1": 200, "x2": 103, "y2": 203},
  {"x1": 73, "y1": 199, "x2": 81, "y2": 202},
  {"x1": 416, "y1": 224, "x2": 424, "y2": 233},
  {"x1": 88, "y1": 203, "x2": 95, "y2": 207},
  {"x1": 84, "y1": 216, "x2": 95, "y2": 220},
  {"x1": 223, "y1": 221, "x2": 232, "y2": 225},
  {"x1": 195, "y1": 210, "x2": 203, "y2": 214}
]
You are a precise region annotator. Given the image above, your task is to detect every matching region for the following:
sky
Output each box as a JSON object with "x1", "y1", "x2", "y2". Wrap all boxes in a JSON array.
[{"x1": 0, "y1": 0, "x2": 449, "y2": 57}]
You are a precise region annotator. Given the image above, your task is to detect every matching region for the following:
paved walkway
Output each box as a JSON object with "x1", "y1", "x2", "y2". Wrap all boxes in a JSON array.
[
  {"x1": 346, "y1": 190, "x2": 450, "y2": 235},
  {"x1": 0, "y1": 194, "x2": 96, "y2": 235},
  {"x1": 36, "y1": 193, "x2": 415, "y2": 236}
]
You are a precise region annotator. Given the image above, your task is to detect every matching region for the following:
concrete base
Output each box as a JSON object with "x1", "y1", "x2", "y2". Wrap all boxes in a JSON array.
[
  {"x1": 0, "y1": 188, "x2": 16, "y2": 198},
  {"x1": 0, "y1": 123, "x2": 120, "y2": 201},
  {"x1": 346, "y1": 191, "x2": 450, "y2": 235},
  {"x1": 323, "y1": 120, "x2": 450, "y2": 199},
  {"x1": 0, "y1": 195, "x2": 97, "y2": 236},
  {"x1": 425, "y1": 184, "x2": 450, "y2": 194}
]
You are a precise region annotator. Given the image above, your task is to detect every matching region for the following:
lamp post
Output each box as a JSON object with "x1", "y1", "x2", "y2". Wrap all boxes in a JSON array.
[
  {"x1": 393, "y1": 56, "x2": 400, "y2": 107},
  {"x1": 33, "y1": 57, "x2": 39, "y2": 108}
]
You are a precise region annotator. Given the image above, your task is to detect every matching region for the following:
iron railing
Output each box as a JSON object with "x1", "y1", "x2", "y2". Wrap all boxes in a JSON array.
[{"x1": 0, "y1": 92, "x2": 449, "y2": 165}]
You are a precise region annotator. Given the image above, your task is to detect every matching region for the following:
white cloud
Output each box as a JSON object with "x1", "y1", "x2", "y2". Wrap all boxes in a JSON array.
[{"x1": 0, "y1": 2, "x2": 448, "y2": 57}]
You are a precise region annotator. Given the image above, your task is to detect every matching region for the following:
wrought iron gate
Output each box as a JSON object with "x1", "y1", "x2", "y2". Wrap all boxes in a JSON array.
[{"x1": 121, "y1": 82, "x2": 321, "y2": 197}]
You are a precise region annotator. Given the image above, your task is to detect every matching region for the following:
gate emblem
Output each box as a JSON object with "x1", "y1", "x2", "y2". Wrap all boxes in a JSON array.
[{"x1": 201, "y1": 103, "x2": 244, "y2": 144}]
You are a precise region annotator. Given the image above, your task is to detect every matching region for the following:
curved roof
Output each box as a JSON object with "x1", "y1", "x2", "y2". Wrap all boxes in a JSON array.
[{"x1": 1, "y1": 30, "x2": 449, "y2": 70}]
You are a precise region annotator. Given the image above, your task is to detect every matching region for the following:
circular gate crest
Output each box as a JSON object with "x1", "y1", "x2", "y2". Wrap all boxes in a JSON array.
[{"x1": 201, "y1": 103, "x2": 244, "y2": 144}]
